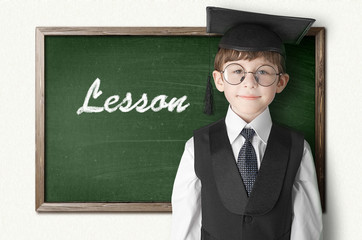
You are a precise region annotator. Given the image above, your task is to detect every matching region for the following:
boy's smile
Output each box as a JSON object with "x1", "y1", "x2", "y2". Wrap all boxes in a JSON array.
[
  {"x1": 213, "y1": 57, "x2": 289, "y2": 123},
  {"x1": 238, "y1": 95, "x2": 261, "y2": 100}
]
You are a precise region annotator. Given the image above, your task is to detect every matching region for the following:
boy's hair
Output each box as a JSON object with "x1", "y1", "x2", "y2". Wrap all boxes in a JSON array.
[{"x1": 214, "y1": 48, "x2": 286, "y2": 73}]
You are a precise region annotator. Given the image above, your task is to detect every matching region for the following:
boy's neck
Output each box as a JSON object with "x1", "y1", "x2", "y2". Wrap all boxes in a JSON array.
[{"x1": 230, "y1": 106, "x2": 268, "y2": 123}]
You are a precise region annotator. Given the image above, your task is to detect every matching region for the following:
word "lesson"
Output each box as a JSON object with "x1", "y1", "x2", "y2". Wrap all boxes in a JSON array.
[{"x1": 76, "y1": 78, "x2": 190, "y2": 115}]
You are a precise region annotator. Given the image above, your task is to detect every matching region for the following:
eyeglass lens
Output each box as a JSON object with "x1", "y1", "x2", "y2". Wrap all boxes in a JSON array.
[{"x1": 223, "y1": 64, "x2": 278, "y2": 87}]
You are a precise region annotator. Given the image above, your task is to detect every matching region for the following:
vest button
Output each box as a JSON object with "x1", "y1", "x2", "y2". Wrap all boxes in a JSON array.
[{"x1": 244, "y1": 216, "x2": 253, "y2": 223}]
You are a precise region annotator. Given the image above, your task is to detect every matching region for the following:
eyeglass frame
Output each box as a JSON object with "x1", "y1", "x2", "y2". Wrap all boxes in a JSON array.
[{"x1": 219, "y1": 63, "x2": 283, "y2": 87}]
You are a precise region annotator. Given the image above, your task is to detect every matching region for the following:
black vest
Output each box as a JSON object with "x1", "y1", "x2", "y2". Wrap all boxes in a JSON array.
[{"x1": 194, "y1": 119, "x2": 304, "y2": 240}]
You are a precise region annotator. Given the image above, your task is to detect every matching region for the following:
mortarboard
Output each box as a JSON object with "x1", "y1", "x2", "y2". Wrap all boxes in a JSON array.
[
  {"x1": 206, "y1": 6, "x2": 315, "y2": 59},
  {"x1": 203, "y1": 7, "x2": 315, "y2": 115}
]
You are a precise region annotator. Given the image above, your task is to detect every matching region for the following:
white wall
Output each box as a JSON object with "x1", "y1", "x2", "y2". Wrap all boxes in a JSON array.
[{"x1": 1, "y1": 0, "x2": 362, "y2": 239}]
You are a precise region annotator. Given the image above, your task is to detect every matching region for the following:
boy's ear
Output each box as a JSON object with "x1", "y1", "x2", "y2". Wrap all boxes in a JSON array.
[
  {"x1": 276, "y1": 73, "x2": 289, "y2": 93},
  {"x1": 213, "y1": 70, "x2": 225, "y2": 92}
]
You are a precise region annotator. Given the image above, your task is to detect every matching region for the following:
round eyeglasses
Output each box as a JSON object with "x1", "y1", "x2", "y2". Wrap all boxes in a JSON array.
[{"x1": 220, "y1": 63, "x2": 282, "y2": 87}]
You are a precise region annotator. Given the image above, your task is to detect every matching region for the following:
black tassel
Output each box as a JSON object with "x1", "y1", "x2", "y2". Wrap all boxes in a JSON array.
[{"x1": 203, "y1": 75, "x2": 213, "y2": 115}]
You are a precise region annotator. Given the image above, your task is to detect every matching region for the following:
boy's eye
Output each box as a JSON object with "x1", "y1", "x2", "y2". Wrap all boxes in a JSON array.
[
  {"x1": 256, "y1": 65, "x2": 277, "y2": 76},
  {"x1": 257, "y1": 70, "x2": 269, "y2": 75},
  {"x1": 233, "y1": 69, "x2": 243, "y2": 74}
]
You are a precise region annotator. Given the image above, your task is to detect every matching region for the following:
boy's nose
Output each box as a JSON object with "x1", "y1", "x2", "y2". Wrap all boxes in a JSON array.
[{"x1": 241, "y1": 73, "x2": 258, "y2": 88}]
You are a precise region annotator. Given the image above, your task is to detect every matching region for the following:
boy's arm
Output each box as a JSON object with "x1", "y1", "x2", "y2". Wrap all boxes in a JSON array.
[
  {"x1": 171, "y1": 138, "x2": 202, "y2": 240},
  {"x1": 291, "y1": 140, "x2": 323, "y2": 240}
]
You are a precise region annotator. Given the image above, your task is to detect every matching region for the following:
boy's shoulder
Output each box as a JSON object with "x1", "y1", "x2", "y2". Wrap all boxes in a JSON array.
[
  {"x1": 272, "y1": 123, "x2": 304, "y2": 140},
  {"x1": 270, "y1": 123, "x2": 306, "y2": 157},
  {"x1": 193, "y1": 118, "x2": 225, "y2": 136}
]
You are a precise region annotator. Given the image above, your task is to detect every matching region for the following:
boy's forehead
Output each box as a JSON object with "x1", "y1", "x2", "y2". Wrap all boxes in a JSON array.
[
  {"x1": 207, "y1": 7, "x2": 315, "y2": 58},
  {"x1": 223, "y1": 56, "x2": 275, "y2": 67}
]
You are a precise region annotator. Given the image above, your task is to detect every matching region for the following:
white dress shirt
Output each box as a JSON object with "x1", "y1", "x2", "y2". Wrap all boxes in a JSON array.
[{"x1": 171, "y1": 106, "x2": 323, "y2": 240}]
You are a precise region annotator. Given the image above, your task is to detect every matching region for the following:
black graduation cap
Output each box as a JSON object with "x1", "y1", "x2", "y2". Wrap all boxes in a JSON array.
[
  {"x1": 206, "y1": 6, "x2": 315, "y2": 58},
  {"x1": 203, "y1": 7, "x2": 315, "y2": 115}
]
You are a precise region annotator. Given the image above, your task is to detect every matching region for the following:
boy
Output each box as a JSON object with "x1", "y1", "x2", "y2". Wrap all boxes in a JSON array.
[{"x1": 171, "y1": 7, "x2": 323, "y2": 240}]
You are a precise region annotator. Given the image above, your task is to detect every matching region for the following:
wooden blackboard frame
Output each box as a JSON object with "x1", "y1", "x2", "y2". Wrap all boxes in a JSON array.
[{"x1": 35, "y1": 27, "x2": 325, "y2": 212}]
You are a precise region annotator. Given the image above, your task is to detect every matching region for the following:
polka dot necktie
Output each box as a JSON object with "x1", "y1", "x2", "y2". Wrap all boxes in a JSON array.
[{"x1": 237, "y1": 128, "x2": 258, "y2": 197}]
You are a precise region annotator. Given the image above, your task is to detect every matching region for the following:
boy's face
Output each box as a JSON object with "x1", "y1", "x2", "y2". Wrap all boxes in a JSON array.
[{"x1": 213, "y1": 57, "x2": 289, "y2": 123}]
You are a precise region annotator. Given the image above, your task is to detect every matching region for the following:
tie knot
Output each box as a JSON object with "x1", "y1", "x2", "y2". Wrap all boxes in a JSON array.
[{"x1": 241, "y1": 128, "x2": 255, "y2": 141}]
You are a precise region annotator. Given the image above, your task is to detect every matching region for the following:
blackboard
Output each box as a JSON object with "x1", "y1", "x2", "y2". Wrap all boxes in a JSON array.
[{"x1": 36, "y1": 27, "x2": 325, "y2": 211}]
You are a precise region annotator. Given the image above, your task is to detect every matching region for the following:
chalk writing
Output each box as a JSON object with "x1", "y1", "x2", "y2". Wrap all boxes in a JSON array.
[{"x1": 77, "y1": 78, "x2": 190, "y2": 115}]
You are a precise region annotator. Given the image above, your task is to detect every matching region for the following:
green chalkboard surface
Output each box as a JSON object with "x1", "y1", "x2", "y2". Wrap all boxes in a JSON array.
[{"x1": 36, "y1": 27, "x2": 325, "y2": 211}]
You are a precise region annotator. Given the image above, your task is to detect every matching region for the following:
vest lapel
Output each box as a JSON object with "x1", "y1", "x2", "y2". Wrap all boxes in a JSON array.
[
  {"x1": 245, "y1": 124, "x2": 291, "y2": 215},
  {"x1": 210, "y1": 119, "x2": 248, "y2": 214},
  {"x1": 210, "y1": 121, "x2": 291, "y2": 216}
]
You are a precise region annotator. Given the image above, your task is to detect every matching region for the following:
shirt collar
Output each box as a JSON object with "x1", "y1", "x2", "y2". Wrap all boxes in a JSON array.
[{"x1": 225, "y1": 106, "x2": 272, "y2": 144}]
